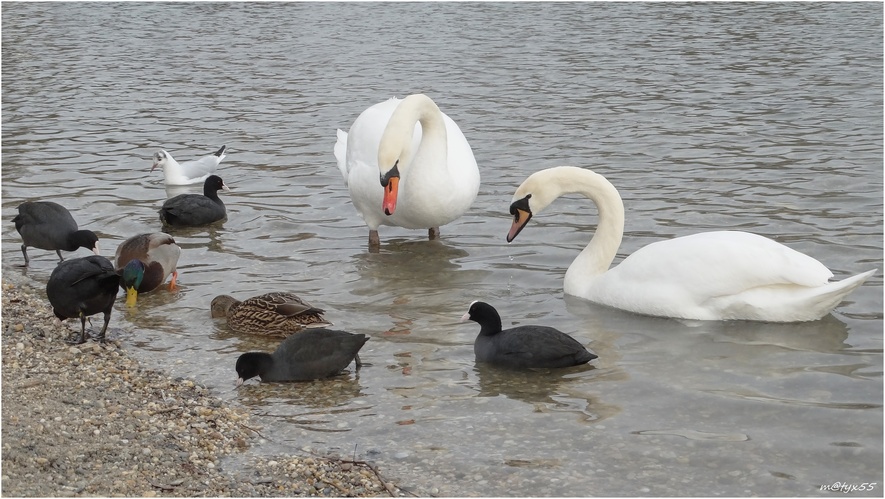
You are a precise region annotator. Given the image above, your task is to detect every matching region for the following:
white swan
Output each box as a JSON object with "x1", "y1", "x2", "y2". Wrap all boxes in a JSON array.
[
  {"x1": 152, "y1": 145, "x2": 226, "y2": 185},
  {"x1": 507, "y1": 166, "x2": 876, "y2": 322},
  {"x1": 334, "y1": 94, "x2": 480, "y2": 248}
]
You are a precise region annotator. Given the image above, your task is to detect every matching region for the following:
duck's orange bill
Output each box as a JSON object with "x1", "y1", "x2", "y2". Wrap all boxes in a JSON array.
[{"x1": 125, "y1": 287, "x2": 138, "y2": 307}]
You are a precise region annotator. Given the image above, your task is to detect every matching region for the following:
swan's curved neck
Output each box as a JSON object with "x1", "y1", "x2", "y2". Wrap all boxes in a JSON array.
[
  {"x1": 542, "y1": 168, "x2": 625, "y2": 281},
  {"x1": 380, "y1": 94, "x2": 448, "y2": 173}
]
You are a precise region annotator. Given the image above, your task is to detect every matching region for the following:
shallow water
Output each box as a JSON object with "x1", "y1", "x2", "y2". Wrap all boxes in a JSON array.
[{"x1": 2, "y1": 2, "x2": 882, "y2": 496}]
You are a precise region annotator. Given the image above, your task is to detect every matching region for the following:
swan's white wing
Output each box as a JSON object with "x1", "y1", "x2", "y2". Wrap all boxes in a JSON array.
[
  {"x1": 578, "y1": 230, "x2": 861, "y2": 321},
  {"x1": 337, "y1": 98, "x2": 401, "y2": 229},
  {"x1": 334, "y1": 129, "x2": 349, "y2": 185},
  {"x1": 608, "y1": 231, "x2": 832, "y2": 298}
]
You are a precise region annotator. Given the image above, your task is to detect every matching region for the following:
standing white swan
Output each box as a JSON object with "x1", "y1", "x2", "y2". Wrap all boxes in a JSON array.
[
  {"x1": 507, "y1": 166, "x2": 875, "y2": 322},
  {"x1": 334, "y1": 94, "x2": 480, "y2": 249}
]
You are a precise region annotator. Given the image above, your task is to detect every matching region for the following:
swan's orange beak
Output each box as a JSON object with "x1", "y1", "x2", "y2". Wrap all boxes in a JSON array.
[
  {"x1": 382, "y1": 176, "x2": 399, "y2": 216},
  {"x1": 381, "y1": 163, "x2": 401, "y2": 216},
  {"x1": 507, "y1": 208, "x2": 532, "y2": 242},
  {"x1": 507, "y1": 194, "x2": 533, "y2": 242}
]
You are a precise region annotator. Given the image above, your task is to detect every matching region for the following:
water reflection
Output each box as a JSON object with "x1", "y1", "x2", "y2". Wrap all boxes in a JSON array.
[
  {"x1": 116, "y1": 286, "x2": 183, "y2": 324},
  {"x1": 470, "y1": 362, "x2": 621, "y2": 423},
  {"x1": 160, "y1": 223, "x2": 227, "y2": 253},
  {"x1": 163, "y1": 183, "x2": 202, "y2": 199},
  {"x1": 350, "y1": 239, "x2": 470, "y2": 285},
  {"x1": 564, "y1": 294, "x2": 852, "y2": 355},
  {"x1": 237, "y1": 373, "x2": 368, "y2": 414},
  {"x1": 345, "y1": 240, "x2": 487, "y2": 337}
]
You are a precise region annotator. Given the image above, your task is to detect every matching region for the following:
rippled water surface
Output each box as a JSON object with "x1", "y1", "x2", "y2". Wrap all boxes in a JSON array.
[{"x1": 2, "y1": 3, "x2": 882, "y2": 496}]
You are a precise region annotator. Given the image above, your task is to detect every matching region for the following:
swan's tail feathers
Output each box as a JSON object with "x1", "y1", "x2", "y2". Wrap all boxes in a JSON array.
[
  {"x1": 334, "y1": 129, "x2": 349, "y2": 185},
  {"x1": 719, "y1": 268, "x2": 876, "y2": 322},
  {"x1": 804, "y1": 268, "x2": 876, "y2": 320},
  {"x1": 213, "y1": 145, "x2": 226, "y2": 158},
  {"x1": 829, "y1": 268, "x2": 876, "y2": 298}
]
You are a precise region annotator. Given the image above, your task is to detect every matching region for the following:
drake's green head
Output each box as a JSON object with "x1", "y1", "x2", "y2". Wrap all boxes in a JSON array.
[{"x1": 122, "y1": 260, "x2": 145, "y2": 307}]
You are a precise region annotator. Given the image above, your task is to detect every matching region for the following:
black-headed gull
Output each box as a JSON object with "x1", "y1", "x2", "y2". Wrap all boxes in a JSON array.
[{"x1": 151, "y1": 145, "x2": 227, "y2": 185}]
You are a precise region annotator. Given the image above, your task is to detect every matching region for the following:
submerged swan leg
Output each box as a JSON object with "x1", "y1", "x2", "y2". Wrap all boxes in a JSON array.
[
  {"x1": 428, "y1": 227, "x2": 440, "y2": 240},
  {"x1": 368, "y1": 230, "x2": 380, "y2": 251}
]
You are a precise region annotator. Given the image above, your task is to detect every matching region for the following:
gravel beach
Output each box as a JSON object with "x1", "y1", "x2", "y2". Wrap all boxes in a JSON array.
[{"x1": 0, "y1": 273, "x2": 411, "y2": 497}]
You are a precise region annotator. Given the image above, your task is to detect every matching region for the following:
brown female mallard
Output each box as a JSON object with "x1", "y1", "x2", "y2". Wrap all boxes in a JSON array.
[{"x1": 210, "y1": 292, "x2": 331, "y2": 337}]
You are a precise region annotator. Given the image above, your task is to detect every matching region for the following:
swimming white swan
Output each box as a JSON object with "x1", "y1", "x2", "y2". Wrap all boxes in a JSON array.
[
  {"x1": 334, "y1": 94, "x2": 480, "y2": 248},
  {"x1": 507, "y1": 166, "x2": 875, "y2": 322}
]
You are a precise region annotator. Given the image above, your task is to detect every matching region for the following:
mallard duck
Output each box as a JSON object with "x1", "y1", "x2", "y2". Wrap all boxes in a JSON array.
[
  {"x1": 211, "y1": 292, "x2": 331, "y2": 336},
  {"x1": 461, "y1": 301, "x2": 597, "y2": 369},
  {"x1": 12, "y1": 201, "x2": 100, "y2": 266},
  {"x1": 114, "y1": 233, "x2": 181, "y2": 307},
  {"x1": 46, "y1": 255, "x2": 120, "y2": 344},
  {"x1": 159, "y1": 175, "x2": 230, "y2": 227},
  {"x1": 235, "y1": 329, "x2": 368, "y2": 385},
  {"x1": 151, "y1": 145, "x2": 226, "y2": 186}
]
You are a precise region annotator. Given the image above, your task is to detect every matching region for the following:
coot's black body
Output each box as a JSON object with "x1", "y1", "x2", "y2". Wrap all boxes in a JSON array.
[
  {"x1": 461, "y1": 301, "x2": 597, "y2": 369},
  {"x1": 235, "y1": 328, "x2": 368, "y2": 384},
  {"x1": 13, "y1": 201, "x2": 99, "y2": 266},
  {"x1": 46, "y1": 255, "x2": 120, "y2": 344},
  {"x1": 159, "y1": 175, "x2": 229, "y2": 227}
]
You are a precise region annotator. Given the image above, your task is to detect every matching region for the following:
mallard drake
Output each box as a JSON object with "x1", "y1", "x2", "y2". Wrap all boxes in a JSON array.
[
  {"x1": 235, "y1": 328, "x2": 368, "y2": 385},
  {"x1": 12, "y1": 201, "x2": 100, "y2": 266},
  {"x1": 114, "y1": 233, "x2": 181, "y2": 307},
  {"x1": 461, "y1": 301, "x2": 597, "y2": 369},
  {"x1": 211, "y1": 292, "x2": 331, "y2": 337},
  {"x1": 159, "y1": 175, "x2": 229, "y2": 227},
  {"x1": 46, "y1": 255, "x2": 120, "y2": 344}
]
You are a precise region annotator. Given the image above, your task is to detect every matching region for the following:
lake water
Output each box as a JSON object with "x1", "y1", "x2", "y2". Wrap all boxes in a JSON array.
[{"x1": 2, "y1": 2, "x2": 882, "y2": 496}]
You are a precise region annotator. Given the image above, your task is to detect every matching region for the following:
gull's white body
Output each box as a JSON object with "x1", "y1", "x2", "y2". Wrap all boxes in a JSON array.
[
  {"x1": 510, "y1": 166, "x2": 875, "y2": 322},
  {"x1": 153, "y1": 146, "x2": 227, "y2": 186}
]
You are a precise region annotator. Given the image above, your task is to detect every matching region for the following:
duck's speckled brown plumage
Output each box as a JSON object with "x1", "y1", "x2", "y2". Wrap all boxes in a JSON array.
[{"x1": 211, "y1": 292, "x2": 331, "y2": 337}]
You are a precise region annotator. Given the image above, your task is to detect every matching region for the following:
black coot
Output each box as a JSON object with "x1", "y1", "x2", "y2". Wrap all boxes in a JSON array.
[
  {"x1": 12, "y1": 201, "x2": 99, "y2": 266},
  {"x1": 46, "y1": 255, "x2": 120, "y2": 344},
  {"x1": 461, "y1": 301, "x2": 597, "y2": 369},
  {"x1": 159, "y1": 175, "x2": 229, "y2": 227},
  {"x1": 235, "y1": 328, "x2": 368, "y2": 385}
]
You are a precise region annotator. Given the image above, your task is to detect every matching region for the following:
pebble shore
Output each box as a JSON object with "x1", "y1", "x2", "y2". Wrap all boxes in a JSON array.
[{"x1": 1, "y1": 276, "x2": 411, "y2": 497}]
